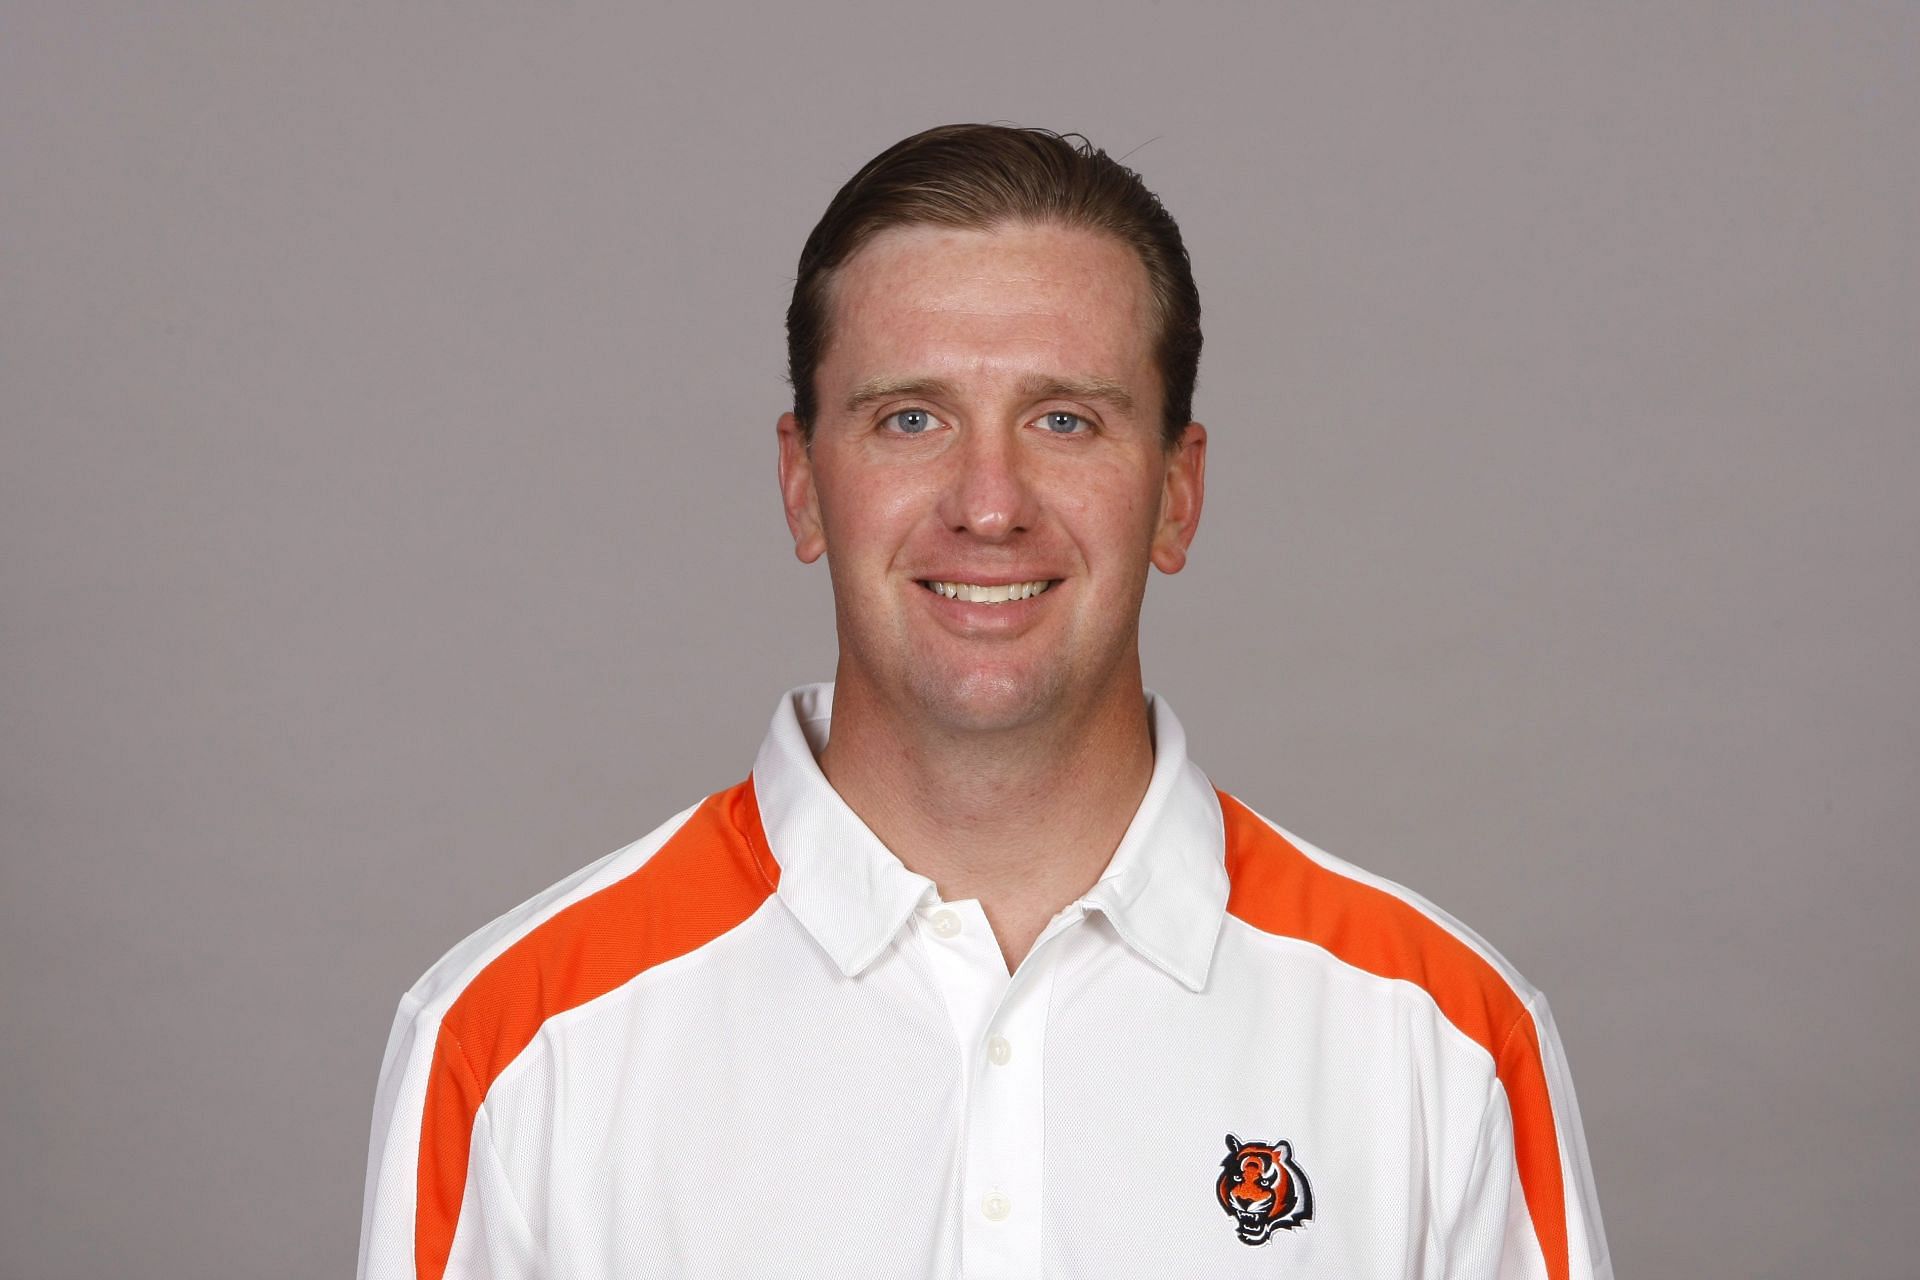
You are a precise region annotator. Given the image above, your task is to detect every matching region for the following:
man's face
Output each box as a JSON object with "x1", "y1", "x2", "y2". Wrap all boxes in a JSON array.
[{"x1": 777, "y1": 221, "x2": 1205, "y2": 735}]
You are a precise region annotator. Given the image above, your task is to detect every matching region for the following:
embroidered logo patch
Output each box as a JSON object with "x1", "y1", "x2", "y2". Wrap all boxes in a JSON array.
[{"x1": 1216, "y1": 1133, "x2": 1313, "y2": 1244}]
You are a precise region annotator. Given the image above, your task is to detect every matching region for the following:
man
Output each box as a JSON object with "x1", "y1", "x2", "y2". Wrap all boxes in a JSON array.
[{"x1": 358, "y1": 124, "x2": 1610, "y2": 1279}]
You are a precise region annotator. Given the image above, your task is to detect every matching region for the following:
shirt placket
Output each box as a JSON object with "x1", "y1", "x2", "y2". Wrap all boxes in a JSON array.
[{"x1": 912, "y1": 898, "x2": 1081, "y2": 1280}]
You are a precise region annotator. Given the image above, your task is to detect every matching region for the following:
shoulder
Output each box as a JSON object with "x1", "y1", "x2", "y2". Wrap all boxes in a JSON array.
[
  {"x1": 366, "y1": 780, "x2": 781, "y2": 1280},
  {"x1": 400, "y1": 778, "x2": 781, "y2": 1053},
  {"x1": 1215, "y1": 792, "x2": 1608, "y2": 1279},
  {"x1": 1215, "y1": 788, "x2": 1543, "y2": 1055}
]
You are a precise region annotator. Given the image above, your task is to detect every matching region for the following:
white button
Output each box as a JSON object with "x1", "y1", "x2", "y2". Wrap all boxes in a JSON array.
[
  {"x1": 981, "y1": 1191, "x2": 1012, "y2": 1221},
  {"x1": 930, "y1": 909, "x2": 961, "y2": 938},
  {"x1": 986, "y1": 1035, "x2": 1012, "y2": 1066}
]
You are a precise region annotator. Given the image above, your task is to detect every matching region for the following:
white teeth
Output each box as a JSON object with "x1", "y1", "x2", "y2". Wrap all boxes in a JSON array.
[{"x1": 923, "y1": 579, "x2": 1053, "y2": 604}]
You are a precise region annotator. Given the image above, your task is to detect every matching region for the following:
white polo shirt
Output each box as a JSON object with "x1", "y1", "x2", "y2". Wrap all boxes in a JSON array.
[{"x1": 358, "y1": 683, "x2": 1610, "y2": 1280}]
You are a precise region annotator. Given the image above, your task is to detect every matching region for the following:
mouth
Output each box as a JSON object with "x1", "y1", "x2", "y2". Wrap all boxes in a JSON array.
[{"x1": 917, "y1": 579, "x2": 1058, "y2": 604}]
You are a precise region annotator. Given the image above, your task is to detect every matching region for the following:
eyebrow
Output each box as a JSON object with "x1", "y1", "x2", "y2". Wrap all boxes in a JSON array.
[
  {"x1": 844, "y1": 376, "x2": 958, "y2": 413},
  {"x1": 843, "y1": 373, "x2": 1136, "y2": 415}
]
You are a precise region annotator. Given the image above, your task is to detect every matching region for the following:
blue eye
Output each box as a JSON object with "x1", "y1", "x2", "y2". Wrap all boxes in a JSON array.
[
  {"x1": 1040, "y1": 411, "x2": 1088, "y2": 434},
  {"x1": 886, "y1": 408, "x2": 935, "y2": 434}
]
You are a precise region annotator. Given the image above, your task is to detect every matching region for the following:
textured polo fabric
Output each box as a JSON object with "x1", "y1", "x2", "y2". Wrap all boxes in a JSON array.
[{"x1": 358, "y1": 683, "x2": 1611, "y2": 1279}]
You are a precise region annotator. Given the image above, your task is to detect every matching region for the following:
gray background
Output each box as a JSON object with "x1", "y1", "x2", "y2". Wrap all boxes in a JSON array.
[{"x1": 4, "y1": 3, "x2": 1916, "y2": 1277}]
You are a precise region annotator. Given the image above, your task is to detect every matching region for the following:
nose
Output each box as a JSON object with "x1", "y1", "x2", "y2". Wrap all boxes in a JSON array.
[{"x1": 937, "y1": 424, "x2": 1041, "y2": 541}]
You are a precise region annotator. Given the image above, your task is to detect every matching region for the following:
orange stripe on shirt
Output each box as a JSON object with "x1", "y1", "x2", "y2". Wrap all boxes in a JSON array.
[
  {"x1": 414, "y1": 778, "x2": 780, "y2": 1280},
  {"x1": 1218, "y1": 790, "x2": 1570, "y2": 1280}
]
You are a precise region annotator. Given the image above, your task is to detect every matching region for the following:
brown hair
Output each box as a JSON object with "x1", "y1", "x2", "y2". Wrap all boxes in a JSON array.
[{"x1": 786, "y1": 123, "x2": 1202, "y2": 447}]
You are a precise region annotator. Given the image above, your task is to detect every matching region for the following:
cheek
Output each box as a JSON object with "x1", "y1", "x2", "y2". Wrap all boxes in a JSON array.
[
  {"x1": 1054, "y1": 463, "x2": 1163, "y2": 549},
  {"x1": 816, "y1": 468, "x2": 935, "y2": 558}
]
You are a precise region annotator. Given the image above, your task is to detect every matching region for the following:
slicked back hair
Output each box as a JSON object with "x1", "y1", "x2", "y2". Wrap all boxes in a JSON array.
[{"x1": 786, "y1": 124, "x2": 1202, "y2": 448}]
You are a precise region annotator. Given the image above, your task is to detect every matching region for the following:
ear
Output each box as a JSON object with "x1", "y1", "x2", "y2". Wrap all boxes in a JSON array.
[
  {"x1": 776, "y1": 412, "x2": 826, "y2": 564},
  {"x1": 1150, "y1": 422, "x2": 1207, "y2": 574}
]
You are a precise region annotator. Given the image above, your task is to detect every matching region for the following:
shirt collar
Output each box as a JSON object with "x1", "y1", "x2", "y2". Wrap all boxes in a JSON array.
[{"x1": 749, "y1": 682, "x2": 1229, "y2": 991}]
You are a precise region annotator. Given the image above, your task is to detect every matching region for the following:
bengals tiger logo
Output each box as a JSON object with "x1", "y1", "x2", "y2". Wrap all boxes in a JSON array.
[{"x1": 1216, "y1": 1133, "x2": 1314, "y2": 1245}]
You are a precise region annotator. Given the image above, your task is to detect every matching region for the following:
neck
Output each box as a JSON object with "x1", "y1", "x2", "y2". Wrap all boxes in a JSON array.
[{"x1": 816, "y1": 666, "x2": 1156, "y2": 972}]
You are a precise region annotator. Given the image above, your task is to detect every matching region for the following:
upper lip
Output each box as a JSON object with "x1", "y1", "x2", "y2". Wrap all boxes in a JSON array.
[{"x1": 914, "y1": 573, "x2": 1062, "y2": 585}]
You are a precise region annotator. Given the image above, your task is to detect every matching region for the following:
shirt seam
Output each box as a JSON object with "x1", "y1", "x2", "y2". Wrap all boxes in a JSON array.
[
  {"x1": 1500, "y1": 993, "x2": 1598, "y2": 1277},
  {"x1": 486, "y1": 894, "x2": 789, "y2": 1101},
  {"x1": 472, "y1": 1098, "x2": 538, "y2": 1249},
  {"x1": 1219, "y1": 915, "x2": 1506, "y2": 1072},
  {"x1": 1440, "y1": 1063, "x2": 1509, "y2": 1268},
  {"x1": 1493, "y1": 996, "x2": 1535, "y2": 1069},
  {"x1": 438, "y1": 1028, "x2": 539, "y2": 1255}
]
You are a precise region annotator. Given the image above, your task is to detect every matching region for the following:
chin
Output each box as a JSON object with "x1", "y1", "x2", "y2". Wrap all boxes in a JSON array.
[{"x1": 905, "y1": 664, "x2": 1067, "y2": 735}]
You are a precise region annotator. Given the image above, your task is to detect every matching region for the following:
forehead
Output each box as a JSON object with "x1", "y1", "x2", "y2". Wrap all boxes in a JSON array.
[{"x1": 819, "y1": 221, "x2": 1158, "y2": 397}]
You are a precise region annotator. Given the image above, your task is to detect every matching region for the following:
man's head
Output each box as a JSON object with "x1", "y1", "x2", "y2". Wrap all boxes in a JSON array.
[
  {"x1": 786, "y1": 124, "x2": 1202, "y2": 449},
  {"x1": 776, "y1": 126, "x2": 1206, "y2": 737}
]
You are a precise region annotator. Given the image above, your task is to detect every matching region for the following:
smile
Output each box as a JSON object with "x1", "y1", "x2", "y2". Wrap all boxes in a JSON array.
[{"x1": 918, "y1": 579, "x2": 1056, "y2": 604}]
